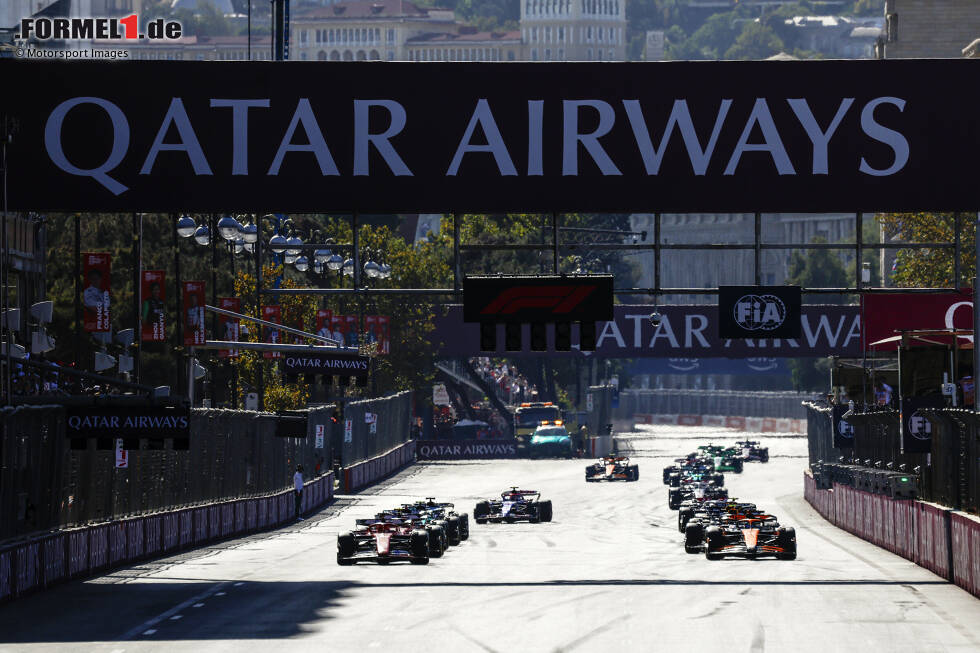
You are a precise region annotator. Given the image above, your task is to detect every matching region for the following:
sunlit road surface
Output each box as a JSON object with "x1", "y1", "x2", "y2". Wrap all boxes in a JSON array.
[{"x1": 1, "y1": 425, "x2": 977, "y2": 652}]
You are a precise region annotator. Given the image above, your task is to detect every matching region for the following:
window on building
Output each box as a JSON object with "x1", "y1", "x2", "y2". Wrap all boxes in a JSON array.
[
  {"x1": 558, "y1": 48, "x2": 563, "y2": 60},
  {"x1": 608, "y1": 49, "x2": 613, "y2": 60},
  {"x1": 587, "y1": 26, "x2": 592, "y2": 41},
  {"x1": 587, "y1": 48, "x2": 592, "y2": 60},
  {"x1": 316, "y1": 30, "x2": 321, "y2": 43},
  {"x1": 597, "y1": 48, "x2": 602, "y2": 60},
  {"x1": 598, "y1": 27, "x2": 602, "y2": 43},
  {"x1": 387, "y1": 29, "x2": 395, "y2": 43},
  {"x1": 532, "y1": 27, "x2": 537, "y2": 41},
  {"x1": 532, "y1": 48, "x2": 538, "y2": 60},
  {"x1": 558, "y1": 26, "x2": 563, "y2": 42},
  {"x1": 545, "y1": 48, "x2": 551, "y2": 60},
  {"x1": 388, "y1": 51, "x2": 394, "y2": 60}
]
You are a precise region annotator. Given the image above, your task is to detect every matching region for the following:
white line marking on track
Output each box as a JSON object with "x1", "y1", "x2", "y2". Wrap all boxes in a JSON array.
[
  {"x1": 193, "y1": 603, "x2": 204, "y2": 608},
  {"x1": 234, "y1": 582, "x2": 244, "y2": 586},
  {"x1": 119, "y1": 582, "x2": 231, "y2": 641},
  {"x1": 170, "y1": 615, "x2": 183, "y2": 621},
  {"x1": 215, "y1": 591, "x2": 226, "y2": 596}
]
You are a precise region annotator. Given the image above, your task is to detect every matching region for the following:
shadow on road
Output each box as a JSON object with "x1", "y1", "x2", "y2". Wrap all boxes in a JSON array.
[{"x1": 0, "y1": 580, "x2": 355, "y2": 643}]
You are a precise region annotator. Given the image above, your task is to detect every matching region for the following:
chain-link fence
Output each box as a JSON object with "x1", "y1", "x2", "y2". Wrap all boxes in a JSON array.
[
  {"x1": 804, "y1": 402, "x2": 979, "y2": 515},
  {"x1": 0, "y1": 404, "x2": 336, "y2": 543},
  {"x1": 618, "y1": 389, "x2": 815, "y2": 420},
  {"x1": 336, "y1": 391, "x2": 413, "y2": 468}
]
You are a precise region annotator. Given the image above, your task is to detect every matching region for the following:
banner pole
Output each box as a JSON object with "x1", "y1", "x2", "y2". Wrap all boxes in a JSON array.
[{"x1": 974, "y1": 210, "x2": 979, "y2": 414}]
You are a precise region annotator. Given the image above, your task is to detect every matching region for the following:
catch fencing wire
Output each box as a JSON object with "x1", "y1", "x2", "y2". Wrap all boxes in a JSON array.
[
  {"x1": 803, "y1": 403, "x2": 978, "y2": 515},
  {"x1": 0, "y1": 405, "x2": 336, "y2": 542},
  {"x1": 339, "y1": 391, "x2": 413, "y2": 468}
]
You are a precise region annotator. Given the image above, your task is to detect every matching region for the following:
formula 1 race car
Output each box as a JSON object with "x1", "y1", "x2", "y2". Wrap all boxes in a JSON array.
[
  {"x1": 404, "y1": 499, "x2": 470, "y2": 544},
  {"x1": 585, "y1": 456, "x2": 639, "y2": 482},
  {"x1": 668, "y1": 483, "x2": 728, "y2": 510},
  {"x1": 735, "y1": 440, "x2": 769, "y2": 463},
  {"x1": 337, "y1": 519, "x2": 430, "y2": 565},
  {"x1": 700, "y1": 517, "x2": 796, "y2": 560},
  {"x1": 698, "y1": 445, "x2": 745, "y2": 473},
  {"x1": 474, "y1": 488, "x2": 553, "y2": 523}
]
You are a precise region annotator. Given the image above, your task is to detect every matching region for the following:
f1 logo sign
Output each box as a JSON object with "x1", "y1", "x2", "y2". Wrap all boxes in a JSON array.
[
  {"x1": 463, "y1": 275, "x2": 613, "y2": 323},
  {"x1": 479, "y1": 285, "x2": 597, "y2": 315}
]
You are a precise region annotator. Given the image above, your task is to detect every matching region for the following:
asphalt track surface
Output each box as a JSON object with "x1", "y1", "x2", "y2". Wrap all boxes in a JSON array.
[{"x1": 1, "y1": 426, "x2": 978, "y2": 652}]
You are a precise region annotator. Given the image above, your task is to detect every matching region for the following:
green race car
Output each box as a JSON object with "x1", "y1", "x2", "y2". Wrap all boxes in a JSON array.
[{"x1": 698, "y1": 444, "x2": 744, "y2": 473}]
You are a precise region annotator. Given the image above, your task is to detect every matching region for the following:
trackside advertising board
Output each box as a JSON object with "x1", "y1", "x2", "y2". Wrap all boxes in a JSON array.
[
  {"x1": 5, "y1": 60, "x2": 980, "y2": 212},
  {"x1": 433, "y1": 304, "x2": 861, "y2": 358},
  {"x1": 416, "y1": 439, "x2": 520, "y2": 460}
]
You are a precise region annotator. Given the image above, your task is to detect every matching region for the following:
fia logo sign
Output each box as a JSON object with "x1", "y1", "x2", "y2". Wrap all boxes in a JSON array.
[
  {"x1": 908, "y1": 411, "x2": 932, "y2": 440},
  {"x1": 837, "y1": 418, "x2": 854, "y2": 439},
  {"x1": 733, "y1": 294, "x2": 787, "y2": 331}
]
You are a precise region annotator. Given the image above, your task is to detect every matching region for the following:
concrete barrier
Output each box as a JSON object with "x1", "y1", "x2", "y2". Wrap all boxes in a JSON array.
[
  {"x1": 636, "y1": 413, "x2": 806, "y2": 433},
  {"x1": 341, "y1": 440, "x2": 416, "y2": 493},
  {"x1": 804, "y1": 470, "x2": 979, "y2": 599},
  {"x1": 0, "y1": 471, "x2": 335, "y2": 605}
]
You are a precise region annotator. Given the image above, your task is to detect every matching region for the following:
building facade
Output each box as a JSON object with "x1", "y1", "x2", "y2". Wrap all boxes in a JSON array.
[
  {"x1": 880, "y1": 0, "x2": 980, "y2": 58},
  {"x1": 628, "y1": 213, "x2": 858, "y2": 303},
  {"x1": 520, "y1": 0, "x2": 627, "y2": 61}
]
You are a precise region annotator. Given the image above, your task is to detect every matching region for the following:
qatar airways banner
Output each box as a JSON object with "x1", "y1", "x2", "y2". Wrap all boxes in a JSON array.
[
  {"x1": 4, "y1": 60, "x2": 980, "y2": 212},
  {"x1": 416, "y1": 439, "x2": 519, "y2": 460},
  {"x1": 863, "y1": 290, "x2": 973, "y2": 350},
  {"x1": 432, "y1": 304, "x2": 861, "y2": 358}
]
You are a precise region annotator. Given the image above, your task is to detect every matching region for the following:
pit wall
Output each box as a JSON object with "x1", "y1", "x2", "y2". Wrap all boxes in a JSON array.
[
  {"x1": 804, "y1": 471, "x2": 980, "y2": 599},
  {"x1": 635, "y1": 413, "x2": 806, "y2": 433},
  {"x1": 341, "y1": 440, "x2": 416, "y2": 492}
]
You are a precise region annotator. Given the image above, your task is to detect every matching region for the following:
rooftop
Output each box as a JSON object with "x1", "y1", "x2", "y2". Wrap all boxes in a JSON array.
[
  {"x1": 295, "y1": 0, "x2": 451, "y2": 20},
  {"x1": 407, "y1": 28, "x2": 521, "y2": 43}
]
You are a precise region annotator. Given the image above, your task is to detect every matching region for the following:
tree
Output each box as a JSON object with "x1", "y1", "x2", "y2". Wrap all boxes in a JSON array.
[
  {"x1": 785, "y1": 235, "x2": 849, "y2": 392},
  {"x1": 785, "y1": 236, "x2": 849, "y2": 301},
  {"x1": 724, "y1": 22, "x2": 784, "y2": 60},
  {"x1": 877, "y1": 212, "x2": 974, "y2": 288}
]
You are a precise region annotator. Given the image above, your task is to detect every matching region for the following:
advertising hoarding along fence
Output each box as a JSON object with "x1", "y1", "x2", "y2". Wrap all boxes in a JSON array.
[
  {"x1": 182, "y1": 281, "x2": 205, "y2": 346},
  {"x1": 416, "y1": 439, "x2": 520, "y2": 460},
  {"x1": 7, "y1": 60, "x2": 980, "y2": 213},
  {"x1": 434, "y1": 304, "x2": 861, "y2": 358}
]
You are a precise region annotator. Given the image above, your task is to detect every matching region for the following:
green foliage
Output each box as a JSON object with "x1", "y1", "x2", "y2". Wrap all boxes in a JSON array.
[
  {"x1": 877, "y1": 213, "x2": 974, "y2": 288},
  {"x1": 724, "y1": 22, "x2": 784, "y2": 60},
  {"x1": 850, "y1": 0, "x2": 885, "y2": 16},
  {"x1": 785, "y1": 236, "x2": 848, "y2": 302}
]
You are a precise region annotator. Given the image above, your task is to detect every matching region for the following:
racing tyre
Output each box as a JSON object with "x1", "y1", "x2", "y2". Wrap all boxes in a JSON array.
[
  {"x1": 713, "y1": 473, "x2": 725, "y2": 487},
  {"x1": 337, "y1": 552, "x2": 355, "y2": 565},
  {"x1": 704, "y1": 526, "x2": 724, "y2": 560},
  {"x1": 427, "y1": 526, "x2": 445, "y2": 557},
  {"x1": 337, "y1": 532, "x2": 356, "y2": 557},
  {"x1": 537, "y1": 500, "x2": 553, "y2": 523},
  {"x1": 446, "y1": 516, "x2": 462, "y2": 546},
  {"x1": 760, "y1": 449, "x2": 769, "y2": 463},
  {"x1": 678, "y1": 508, "x2": 693, "y2": 532},
  {"x1": 628, "y1": 465, "x2": 639, "y2": 481},
  {"x1": 434, "y1": 521, "x2": 450, "y2": 549},
  {"x1": 669, "y1": 473, "x2": 680, "y2": 488},
  {"x1": 776, "y1": 527, "x2": 797, "y2": 560},
  {"x1": 410, "y1": 530, "x2": 430, "y2": 564},
  {"x1": 732, "y1": 459, "x2": 744, "y2": 474},
  {"x1": 668, "y1": 489, "x2": 680, "y2": 510},
  {"x1": 458, "y1": 513, "x2": 470, "y2": 540},
  {"x1": 684, "y1": 522, "x2": 704, "y2": 554},
  {"x1": 474, "y1": 500, "x2": 490, "y2": 524},
  {"x1": 662, "y1": 469, "x2": 673, "y2": 485}
]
